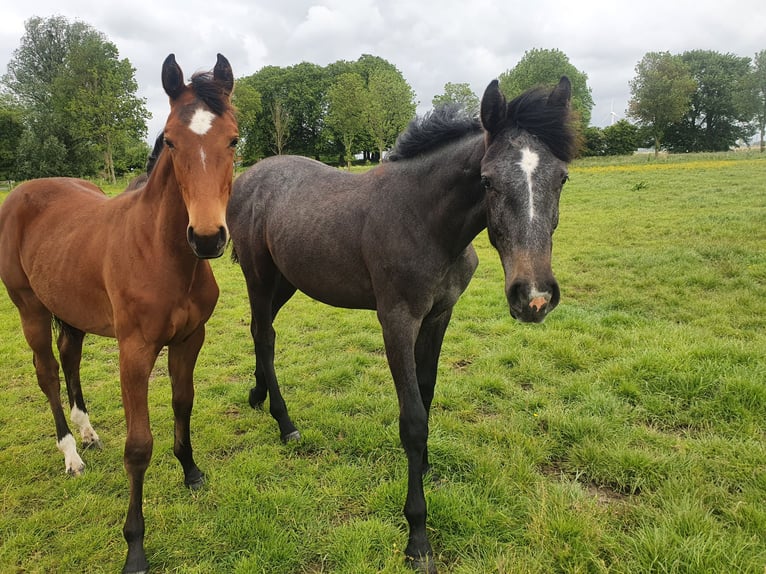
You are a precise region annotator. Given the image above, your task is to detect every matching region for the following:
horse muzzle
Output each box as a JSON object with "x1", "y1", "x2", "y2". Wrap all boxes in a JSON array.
[
  {"x1": 187, "y1": 225, "x2": 228, "y2": 259},
  {"x1": 507, "y1": 280, "x2": 560, "y2": 323}
]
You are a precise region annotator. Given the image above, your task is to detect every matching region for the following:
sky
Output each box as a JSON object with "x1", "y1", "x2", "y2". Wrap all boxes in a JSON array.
[{"x1": 2, "y1": 0, "x2": 765, "y2": 142}]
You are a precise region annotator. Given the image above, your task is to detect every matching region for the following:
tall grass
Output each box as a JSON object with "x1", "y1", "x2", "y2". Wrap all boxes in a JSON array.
[{"x1": 1, "y1": 151, "x2": 764, "y2": 573}]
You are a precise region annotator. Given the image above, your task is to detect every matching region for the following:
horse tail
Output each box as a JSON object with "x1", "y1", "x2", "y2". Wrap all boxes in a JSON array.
[{"x1": 52, "y1": 316, "x2": 80, "y2": 339}]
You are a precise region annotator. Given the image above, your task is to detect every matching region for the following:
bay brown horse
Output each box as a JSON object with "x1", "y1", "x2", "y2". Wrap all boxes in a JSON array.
[
  {"x1": 227, "y1": 78, "x2": 577, "y2": 572},
  {"x1": 0, "y1": 54, "x2": 238, "y2": 574}
]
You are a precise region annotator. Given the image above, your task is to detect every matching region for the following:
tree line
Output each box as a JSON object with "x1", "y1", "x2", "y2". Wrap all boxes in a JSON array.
[
  {"x1": 2, "y1": 16, "x2": 765, "y2": 183},
  {"x1": 232, "y1": 55, "x2": 417, "y2": 168},
  {"x1": 1, "y1": 16, "x2": 150, "y2": 183},
  {"x1": 627, "y1": 50, "x2": 766, "y2": 155}
]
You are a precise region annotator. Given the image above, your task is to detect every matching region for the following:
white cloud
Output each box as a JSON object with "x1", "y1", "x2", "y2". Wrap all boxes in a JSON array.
[{"x1": 2, "y1": 0, "x2": 764, "y2": 139}]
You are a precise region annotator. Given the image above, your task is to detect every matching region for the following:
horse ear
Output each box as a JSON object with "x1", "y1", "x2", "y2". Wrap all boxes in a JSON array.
[
  {"x1": 549, "y1": 76, "x2": 572, "y2": 108},
  {"x1": 213, "y1": 54, "x2": 234, "y2": 96},
  {"x1": 480, "y1": 80, "x2": 507, "y2": 136},
  {"x1": 162, "y1": 54, "x2": 185, "y2": 100}
]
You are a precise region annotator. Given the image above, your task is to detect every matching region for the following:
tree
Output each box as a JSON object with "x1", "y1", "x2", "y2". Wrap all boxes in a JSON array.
[
  {"x1": 499, "y1": 48, "x2": 594, "y2": 129},
  {"x1": 235, "y1": 55, "x2": 417, "y2": 164},
  {"x1": 0, "y1": 96, "x2": 24, "y2": 182},
  {"x1": 432, "y1": 82, "x2": 479, "y2": 115},
  {"x1": 269, "y1": 100, "x2": 290, "y2": 156},
  {"x1": 114, "y1": 138, "x2": 152, "y2": 177},
  {"x1": 236, "y1": 62, "x2": 327, "y2": 161},
  {"x1": 2, "y1": 16, "x2": 148, "y2": 179},
  {"x1": 15, "y1": 123, "x2": 68, "y2": 177},
  {"x1": 602, "y1": 120, "x2": 639, "y2": 155},
  {"x1": 279, "y1": 62, "x2": 327, "y2": 158},
  {"x1": 326, "y1": 72, "x2": 368, "y2": 170},
  {"x1": 231, "y1": 78, "x2": 262, "y2": 163},
  {"x1": 327, "y1": 55, "x2": 415, "y2": 161},
  {"x1": 581, "y1": 126, "x2": 606, "y2": 157},
  {"x1": 627, "y1": 52, "x2": 696, "y2": 156},
  {"x1": 2, "y1": 16, "x2": 77, "y2": 110},
  {"x1": 366, "y1": 66, "x2": 416, "y2": 160},
  {"x1": 3, "y1": 16, "x2": 86, "y2": 177},
  {"x1": 664, "y1": 51, "x2": 756, "y2": 152},
  {"x1": 751, "y1": 50, "x2": 766, "y2": 152},
  {"x1": 54, "y1": 32, "x2": 148, "y2": 183}
]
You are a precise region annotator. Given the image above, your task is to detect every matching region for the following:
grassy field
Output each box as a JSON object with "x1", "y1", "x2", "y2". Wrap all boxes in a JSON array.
[{"x1": 0, "y1": 151, "x2": 765, "y2": 573}]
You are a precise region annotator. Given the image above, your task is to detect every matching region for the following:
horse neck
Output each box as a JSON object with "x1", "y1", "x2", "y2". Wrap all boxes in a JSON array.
[
  {"x1": 406, "y1": 133, "x2": 488, "y2": 255},
  {"x1": 135, "y1": 152, "x2": 195, "y2": 257}
]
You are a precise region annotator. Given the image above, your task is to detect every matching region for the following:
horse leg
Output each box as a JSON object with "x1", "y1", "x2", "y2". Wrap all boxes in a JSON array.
[
  {"x1": 248, "y1": 275, "x2": 295, "y2": 406},
  {"x1": 118, "y1": 336, "x2": 159, "y2": 574},
  {"x1": 247, "y1": 274, "x2": 299, "y2": 442},
  {"x1": 414, "y1": 308, "x2": 453, "y2": 477},
  {"x1": 167, "y1": 326, "x2": 205, "y2": 489},
  {"x1": 415, "y1": 249, "x2": 476, "y2": 476},
  {"x1": 57, "y1": 322, "x2": 102, "y2": 450},
  {"x1": 379, "y1": 307, "x2": 437, "y2": 574},
  {"x1": 10, "y1": 291, "x2": 85, "y2": 476}
]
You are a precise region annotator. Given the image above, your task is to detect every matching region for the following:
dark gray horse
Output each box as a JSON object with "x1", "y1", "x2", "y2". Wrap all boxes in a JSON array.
[{"x1": 227, "y1": 77, "x2": 577, "y2": 573}]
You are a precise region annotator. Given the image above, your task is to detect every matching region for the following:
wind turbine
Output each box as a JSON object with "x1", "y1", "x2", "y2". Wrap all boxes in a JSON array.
[{"x1": 610, "y1": 101, "x2": 618, "y2": 125}]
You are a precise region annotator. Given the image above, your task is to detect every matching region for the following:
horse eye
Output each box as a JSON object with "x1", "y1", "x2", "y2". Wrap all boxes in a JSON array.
[
  {"x1": 561, "y1": 174, "x2": 570, "y2": 187},
  {"x1": 163, "y1": 137, "x2": 175, "y2": 150},
  {"x1": 230, "y1": 137, "x2": 239, "y2": 148},
  {"x1": 480, "y1": 175, "x2": 491, "y2": 190}
]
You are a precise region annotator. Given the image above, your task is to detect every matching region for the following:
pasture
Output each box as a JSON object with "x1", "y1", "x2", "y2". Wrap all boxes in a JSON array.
[{"x1": 1, "y1": 151, "x2": 765, "y2": 573}]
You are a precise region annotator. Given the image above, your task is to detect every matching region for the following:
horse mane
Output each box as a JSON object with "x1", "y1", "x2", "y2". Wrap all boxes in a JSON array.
[
  {"x1": 146, "y1": 132, "x2": 164, "y2": 173},
  {"x1": 190, "y1": 70, "x2": 230, "y2": 116},
  {"x1": 506, "y1": 85, "x2": 579, "y2": 163},
  {"x1": 387, "y1": 83, "x2": 579, "y2": 163},
  {"x1": 386, "y1": 104, "x2": 481, "y2": 162}
]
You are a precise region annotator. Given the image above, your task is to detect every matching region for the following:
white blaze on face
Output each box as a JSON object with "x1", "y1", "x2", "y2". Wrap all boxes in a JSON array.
[
  {"x1": 519, "y1": 148, "x2": 540, "y2": 221},
  {"x1": 188, "y1": 108, "x2": 215, "y2": 171},
  {"x1": 188, "y1": 108, "x2": 216, "y2": 135}
]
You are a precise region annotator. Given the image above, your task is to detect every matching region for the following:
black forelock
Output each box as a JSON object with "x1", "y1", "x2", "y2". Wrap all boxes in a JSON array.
[
  {"x1": 190, "y1": 71, "x2": 229, "y2": 116},
  {"x1": 386, "y1": 104, "x2": 482, "y2": 162},
  {"x1": 506, "y1": 86, "x2": 579, "y2": 163}
]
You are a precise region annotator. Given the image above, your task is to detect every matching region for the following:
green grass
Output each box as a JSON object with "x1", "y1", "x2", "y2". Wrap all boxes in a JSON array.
[{"x1": 1, "y1": 151, "x2": 765, "y2": 573}]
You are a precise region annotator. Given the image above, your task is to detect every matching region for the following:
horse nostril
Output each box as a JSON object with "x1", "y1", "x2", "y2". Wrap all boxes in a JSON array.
[
  {"x1": 508, "y1": 282, "x2": 524, "y2": 306},
  {"x1": 508, "y1": 280, "x2": 559, "y2": 322},
  {"x1": 186, "y1": 225, "x2": 227, "y2": 259}
]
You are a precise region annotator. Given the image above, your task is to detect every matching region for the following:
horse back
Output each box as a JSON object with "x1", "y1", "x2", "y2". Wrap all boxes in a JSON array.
[
  {"x1": 0, "y1": 177, "x2": 106, "y2": 230},
  {"x1": 0, "y1": 177, "x2": 109, "y2": 260}
]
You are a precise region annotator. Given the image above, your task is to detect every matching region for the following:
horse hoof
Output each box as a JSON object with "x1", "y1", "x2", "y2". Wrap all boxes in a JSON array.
[
  {"x1": 248, "y1": 388, "x2": 266, "y2": 410},
  {"x1": 423, "y1": 466, "x2": 442, "y2": 486},
  {"x1": 83, "y1": 438, "x2": 103, "y2": 450},
  {"x1": 122, "y1": 556, "x2": 149, "y2": 574},
  {"x1": 185, "y1": 470, "x2": 206, "y2": 490},
  {"x1": 407, "y1": 555, "x2": 437, "y2": 574},
  {"x1": 281, "y1": 430, "x2": 301, "y2": 443},
  {"x1": 66, "y1": 463, "x2": 85, "y2": 477}
]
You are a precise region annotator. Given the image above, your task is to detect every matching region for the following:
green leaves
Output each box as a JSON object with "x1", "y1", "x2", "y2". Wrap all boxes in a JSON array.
[
  {"x1": 233, "y1": 56, "x2": 416, "y2": 165},
  {"x1": 499, "y1": 48, "x2": 594, "y2": 130},
  {"x1": 2, "y1": 16, "x2": 149, "y2": 181}
]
